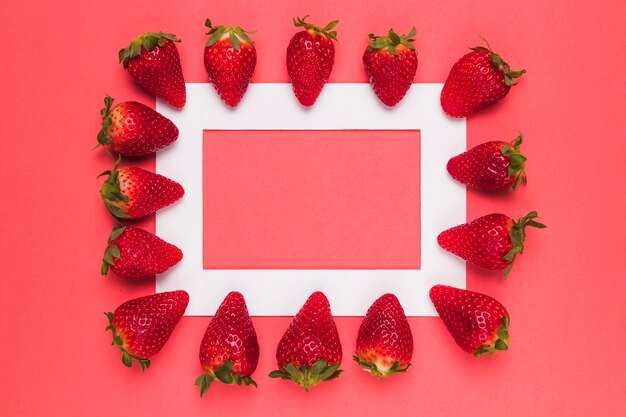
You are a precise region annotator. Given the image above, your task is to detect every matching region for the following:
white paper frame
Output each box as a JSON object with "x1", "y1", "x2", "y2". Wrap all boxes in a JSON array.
[{"x1": 156, "y1": 83, "x2": 466, "y2": 316}]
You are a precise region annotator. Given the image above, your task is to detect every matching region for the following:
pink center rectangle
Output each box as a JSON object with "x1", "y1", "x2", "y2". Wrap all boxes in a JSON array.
[{"x1": 202, "y1": 130, "x2": 420, "y2": 269}]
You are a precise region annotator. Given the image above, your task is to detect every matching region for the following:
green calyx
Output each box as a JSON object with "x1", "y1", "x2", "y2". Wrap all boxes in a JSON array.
[
  {"x1": 101, "y1": 225, "x2": 125, "y2": 276},
  {"x1": 471, "y1": 37, "x2": 526, "y2": 86},
  {"x1": 368, "y1": 27, "x2": 417, "y2": 56},
  {"x1": 205, "y1": 18, "x2": 255, "y2": 51},
  {"x1": 95, "y1": 95, "x2": 114, "y2": 151},
  {"x1": 503, "y1": 211, "x2": 547, "y2": 277},
  {"x1": 293, "y1": 15, "x2": 338, "y2": 41},
  {"x1": 97, "y1": 155, "x2": 129, "y2": 222},
  {"x1": 352, "y1": 355, "x2": 410, "y2": 379},
  {"x1": 194, "y1": 361, "x2": 257, "y2": 397},
  {"x1": 118, "y1": 32, "x2": 181, "y2": 68},
  {"x1": 104, "y1": 312, "x2": 151, "y2": 371},
  {"x1": 501, "y1": 133, "x2": 528, "y2": 190},
  {"x1": 474, "y1": 314, "x2": 510, "y2": 358},
  {"x1": 268, "y1": 359, "x2": 343, "y2": 392}
]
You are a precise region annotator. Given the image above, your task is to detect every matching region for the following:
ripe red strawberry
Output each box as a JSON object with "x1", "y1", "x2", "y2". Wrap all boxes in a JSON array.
[
  {"x1": 195, "y1": 292, "x2": 259, "y2": 396},
  {"x1": 101, "y1": 226, "x2": 183, "y2": 279},
  {"x1": 438, "y1": 211, "x2": 546, "y2": 277},
  {"x1": 96, "y1": 95, "x2": 179, "y2": 157},
  {"x1": 447, "y1": 133, "x2": 527, "y2": 191},
  {"x1": 269, "y1": 291, "x2": 343, "y2": 391},
  {"x1": 429, "y1": 285, "x2": 509, "y2": 357},
  {"x1": 286, "y1": 16, "x2": 338, "y2": 107},
  {"x1": 105, "y1": 290, "x2": 188, "y2": 370},
  {"x1": 363, "y1": 27, "x2": 418, "y2": 107},
  {"x1": 203, "y1": 19, "x2": 257, "y2": 108},
  {"x1": 98, "y1": 156, "x2": 184, "y2": 221},
  {"x1": 353, "y1": 294, "x2": 413, "y2": 378},
  {"x1": 440, "y1": 38, "x2": 525, "y2": 117},
  {"x1": 119, "y1": 32, "x2": 186, "y2": 108}
]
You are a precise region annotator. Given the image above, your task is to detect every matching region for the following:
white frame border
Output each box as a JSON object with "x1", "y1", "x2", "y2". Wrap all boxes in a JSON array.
[{"x1": 156, "y1": 83, "x2": 466, "y2": 316}]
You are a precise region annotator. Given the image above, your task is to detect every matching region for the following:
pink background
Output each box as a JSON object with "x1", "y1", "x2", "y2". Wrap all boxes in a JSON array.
[
  {"x1": 1, "y1": 0, "x2": 624, "y2": 416},
  {"x1": 202, "y1": 130, "x2": 420, "y2": 269}
]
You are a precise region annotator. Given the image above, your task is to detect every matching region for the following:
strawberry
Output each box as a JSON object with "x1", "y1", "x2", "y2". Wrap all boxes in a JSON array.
[
  {"x1": 203, "y1": 19, "x2": 257, "y2": 108},
  {"x1": 195, "y1": 292, "x2": 259, "y2": 396},
  {"x1": 286, "y1": 16, "x2": 338, "y2": 107},
  {"x1": 269, "y1": 291, "x2": 343, "y2": 391},
  {"x1": 353, "y1": 294, "x2": 413, "y2": 378},
  {"x1": 363, "y1": 27, "x2": 418, "y2": 107},
  {"x1": 96, "y1": 95, "x2": 178, "y2": 157},
  {"x1": 101, "y1": 226, "x2": 182, "y2": 279},
  {"x1": 440, "y1": 37, "x2": 525, "y2": 118},
  {"x1": 105, "y1": 290, "x2": 189, "y2": 370},
  {"x1": 119, "y1": 32, "x2": 186, "y2": 108},
  {"x1": 98, "y1": 156, "x2": 184, "y2": 221},
  {"x1": 447, "y1": 133, "x2": 527, "y2": 191},
  {"x1": 438, "y1": 211, "x2": 546, "y2": 277},
  {"x1": 429, "y1": 285, "x2": 509, "y2": 357}
]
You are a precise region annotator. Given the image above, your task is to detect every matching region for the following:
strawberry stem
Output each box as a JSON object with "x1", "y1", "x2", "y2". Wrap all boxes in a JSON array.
[
  {"x1": 470, "y1": 37, "x2": 525, "y2": 86},
  {"x1": 269, "y1": 359, "x2": 343, "y2": 391},
  {"x1": 503, "y1": 211, "x2": 547, "y2": 277},
  {"x1": 194, "y1": 374, "x2": 214, "y2": 397},
  {"x1": 293, "y1": 16, "x2": 339, "y2": 41},
  {"x1": 99, "y1": 155, "x2": 129, "y2": 222},
  {"x1": 95, "y1": 95, "x2": 114, "y2": 151},
  {"x1": 368, "y1": 27, "x2": 417, "y2": 56},
  {"x1": 474, "y1": 314, "x2": 510, "y2": 357},
  {"x1": 501, "y1": 133, "x2": 528, "y2": 190},
  {"x1": 195, "y1": 361, "x2": 257, "y2": 397},
  {"x1": 118, "y1": 32, "x2": 181, "y2": 69},
  {"x1": 101, "y1": 225, "x2": 125, "y2": 276},
  {"x1": 204, "y1": 18, "x2": 255, "y2": 51},
  {"x1": 352, "y1": 355, "x2": 410, "y2": 378},
  {"x1": 104, "y1": 312, "x2": 151, "y2": 371}
]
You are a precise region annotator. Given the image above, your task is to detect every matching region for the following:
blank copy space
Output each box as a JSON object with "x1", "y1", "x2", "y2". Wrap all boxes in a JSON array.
[
  {"x1": 202, "y1": 130, "x2": 420, "y2": 269},
  {"x1": 156, "y1": 83, "x2": 466, "y2": 316}
]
